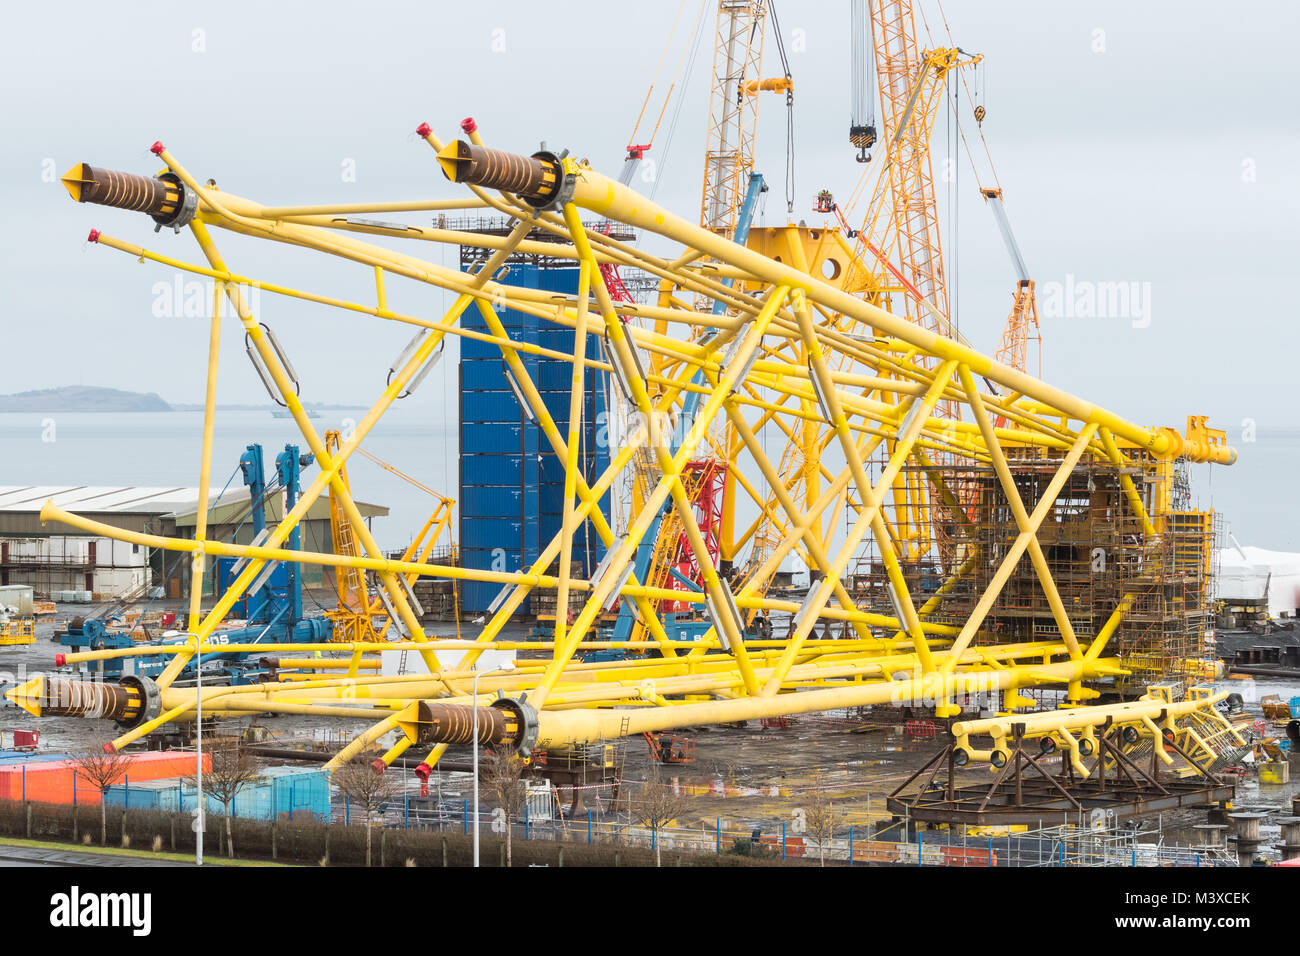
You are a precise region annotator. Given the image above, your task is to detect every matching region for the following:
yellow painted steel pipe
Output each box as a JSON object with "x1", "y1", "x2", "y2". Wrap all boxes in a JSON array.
[
  {"x1": 188, "y1": 279, "x2": 223, "y2": 632},
  {"x1": 266, "y1": 658, "x2": 384, "y2": 670},
  {"x1": 477, "y1": 146, "x2": 1236, "y2": 466},
  {"x1": 529, "y1": 658, "x2": 1107, "y2": 749},
  {"x1": 951, "y1": 691, "x2": 1227, "y2": 741}
]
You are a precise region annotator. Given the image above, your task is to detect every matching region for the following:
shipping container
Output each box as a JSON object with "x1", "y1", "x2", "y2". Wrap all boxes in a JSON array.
[
  {"x1": 103, "y1": 778, "x2": 177, "y2": 811},
  {"x1": 538, "y1": 361, "x2": 573, "y2": 391},
  {"x1": 459, "y1": 358, "x2": 508, "y2": 392},
  {"x1": 459, "y1": 390, "x2": 525, "y2": 424},
  {"x1": 460, "y1": 332, "x2": 501, "y2": 361},
  {"x1": 461, "y1": 299, "x2": 525, "y2": 332},
  {"x1": 522, "y1": 484, "x2": 540, "y2": 517},
  {"x1": 539, "y1": 483, "x2": 565, "y2": 515},
  {"x1": 461, "y1": 580, "x2": 513, "y2": 616},
  {"x1": 105, "y1": 765, "x2": 329, "y2": 821},
  {"x1": 459, "y1": 547, "x2": 524, "y2": 574},
  {"x1": 539, "y1": 391, "x2": 573, "y2": 421},
  {"x1": 461, "y1": 421, "x2": 523, "y2": 455},
  {"x1": 538, "y1": 454, "x2": 569, "y2": 485},
  {"x1": 460, "y1": 517, "x2": 526, "y2": 551},
  {"x1": 460, "y1": 454, "x2": 526, "y2": 487},
  {"x1": 0, "y1": 751, "x2": 211, "y2": 805},
  {"x1": 0, "y1": 751, "x2": 70, "y2": 765},
  {"x1": 458, "y1": 486, "x2": 524, "y2": 517}
]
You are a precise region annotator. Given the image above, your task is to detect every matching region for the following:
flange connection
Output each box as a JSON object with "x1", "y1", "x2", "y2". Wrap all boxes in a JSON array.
[
  {"x1": 491, "y1": 696, "x2": 540, "y2": 757},
  {"x1": 115, "y1": 675, "x2": 163, "y2": 730},
  {"x1": 60, "y1": 162, "x2": 197, "y2": 231},
  {"x1": 435, "y1": 140, "x2": 575, "y2": 212}
]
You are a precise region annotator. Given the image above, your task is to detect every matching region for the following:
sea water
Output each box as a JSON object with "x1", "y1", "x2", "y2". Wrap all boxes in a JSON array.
[
  {"x1": 0, "y1": 412, "x2": 1295, "y2": 556},
  {"x1": 0, "y1": 408, "x2": 457, "y2": 553}
]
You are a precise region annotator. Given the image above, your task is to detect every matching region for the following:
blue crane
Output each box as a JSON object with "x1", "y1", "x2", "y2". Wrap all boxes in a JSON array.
[
  {"x1": 56, "y1": 442, "x2": 333, "y2": 683},
  {"x1": 608, "y1": 173, "x2": 767, "y2": 650}
]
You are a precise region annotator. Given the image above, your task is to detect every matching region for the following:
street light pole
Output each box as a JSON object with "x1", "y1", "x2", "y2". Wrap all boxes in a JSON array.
[
  {"x1": 168, "y1": 631, "x2": 205, "y2": 866},
  {"x1": 195, "y1": 632, "x2": 204, "y2": 867},
  {"x1": 166, "y1": 629, "x2": 206, "y2": 866},
  {"x1": 472, "y1": 660, "x2": 515, "y2": 868}
]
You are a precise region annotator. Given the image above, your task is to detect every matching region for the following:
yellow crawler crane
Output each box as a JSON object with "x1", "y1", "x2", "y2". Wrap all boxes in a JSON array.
[{"x1": 16, "y1": 131, "x2": 1234, "y2": 775}]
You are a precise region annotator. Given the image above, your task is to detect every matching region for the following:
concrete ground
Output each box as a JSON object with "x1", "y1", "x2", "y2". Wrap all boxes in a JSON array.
[{"x1": 2, "y1": 603, "x2": 1297, "y2": 859}]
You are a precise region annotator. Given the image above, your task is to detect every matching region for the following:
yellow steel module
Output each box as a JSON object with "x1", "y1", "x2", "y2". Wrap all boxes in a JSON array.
[{"x1": 10, "y1": 126, "x2": 1233, "y2": 771}]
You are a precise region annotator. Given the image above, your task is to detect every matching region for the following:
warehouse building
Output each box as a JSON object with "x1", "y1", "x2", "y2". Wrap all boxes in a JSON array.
[{"x1": 0, "y1": 485, "x2": 387, "y2": 600}]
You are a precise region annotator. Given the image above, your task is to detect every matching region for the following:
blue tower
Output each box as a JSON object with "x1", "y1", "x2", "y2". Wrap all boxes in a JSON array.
[{"x1": 459, "y1": 262, "x2": 610, "y2": 615}]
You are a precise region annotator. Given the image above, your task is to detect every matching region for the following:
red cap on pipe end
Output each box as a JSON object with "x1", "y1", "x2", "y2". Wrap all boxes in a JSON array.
[
  {"x1": 460, "y1": 117, "x2": 477, "y2": 134},
  {"x1": 54, "y1": 654, "x2": 66, "y2": 666},
  {"x1": 86, "y1": 229, "x2": 99, "y2": 244},
  {"x1": 370, "y1": 759, "x2": 386, "y2": 775},
  {"x1": 102, "y1": 742, "x2": 116, "y2": 754},
  {"x1": 149, "y1": 141, "x2": 165, "y2": 156},
  {"x1": 414, "y1": 762, "x2": 431, "y2": 780},
  {"x1": 415, "y1": 122, "x2": 431, "y2": 138}
]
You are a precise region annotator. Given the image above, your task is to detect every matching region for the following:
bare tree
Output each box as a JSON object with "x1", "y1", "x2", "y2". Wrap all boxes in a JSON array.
[
  {"x1": 71, "y1": 747, "x2": 134, "y2": 846},
  {"x1": 631, "y1": 765, "x2": 692, "y2": 867},
  {"x1": 192, "y1": 740, "x2": 264, "y2": 858},
  {"x1": 804, "y1": 785, "x2": 835, "y2": 866},
  {"x1": 334, "y1": 759, "x2": 399, "y2": 866},
  {"x1": 482, "y1": 747, "x2": 527, "y2": 867}
]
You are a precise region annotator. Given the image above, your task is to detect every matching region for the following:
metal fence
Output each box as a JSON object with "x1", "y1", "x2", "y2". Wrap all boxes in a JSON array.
[
  {"x1": 329, "y1": 783, "x2": 1236, "y2": 867},
  {"x1": 309, "y1": 757, "x2": 1248, "y2": 867}
]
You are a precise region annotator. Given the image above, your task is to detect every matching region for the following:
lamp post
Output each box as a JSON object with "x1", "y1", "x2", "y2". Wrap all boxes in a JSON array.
[
  {"x1": 166, "y1": 629, "x2": 204, "y2": 866},
  {"x1": 472, "y1": 660, "x2": 515, "y2": 868},
  {"x1": 195, "y1": 632, "x2": 202, "y2": 868},
  {"x1": 193, "y1": 632, "x2": 204, "y2": 866}
]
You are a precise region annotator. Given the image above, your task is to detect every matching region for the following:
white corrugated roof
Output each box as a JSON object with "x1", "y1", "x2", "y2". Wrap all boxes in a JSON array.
[
  {"x1": 0, "y1": 486, "x2": 387, "y2": 521},
  {"x1": 0, "y1": 486, "x2": 239, "y2": 516}
]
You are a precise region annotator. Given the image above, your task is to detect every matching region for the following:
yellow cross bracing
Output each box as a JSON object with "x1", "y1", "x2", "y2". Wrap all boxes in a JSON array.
[{"x1": 17, "y1": 128, "x2": 1235, "y2": 771}]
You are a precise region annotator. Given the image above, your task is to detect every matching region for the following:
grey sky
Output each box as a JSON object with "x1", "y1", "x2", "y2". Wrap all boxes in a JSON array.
[{"x1": 1, "y1": 0, "x2": 1297, "y2": 542}]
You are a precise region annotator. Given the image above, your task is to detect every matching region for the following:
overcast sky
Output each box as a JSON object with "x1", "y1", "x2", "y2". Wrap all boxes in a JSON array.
[{"x1": 1, "y1": 0, "x2": 1297, "y2": 537}]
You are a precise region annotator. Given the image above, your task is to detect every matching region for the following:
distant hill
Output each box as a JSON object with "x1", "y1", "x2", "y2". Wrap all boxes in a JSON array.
[{"x1": 0, "y1": 386, "x2": 173, "y2": 412}]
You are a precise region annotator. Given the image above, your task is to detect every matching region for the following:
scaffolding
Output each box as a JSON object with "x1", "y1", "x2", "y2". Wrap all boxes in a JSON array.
[
  {"x1": 444, "y1": 214, "x2": 636, "y2": 270},
  {"x1": 1022, "y1": 820, "x2": 1237, "y2": 867},
  {"x1": 848, "y1": 447, "x2": 1220, "y2": 698}
]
